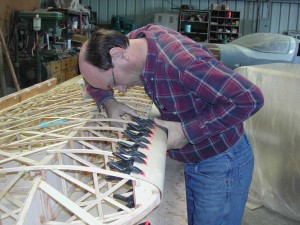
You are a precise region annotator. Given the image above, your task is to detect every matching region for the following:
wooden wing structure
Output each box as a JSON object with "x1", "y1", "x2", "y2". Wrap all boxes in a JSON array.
[{"x1": 0, "y1": 76, "x2": 167, "y2": 225}]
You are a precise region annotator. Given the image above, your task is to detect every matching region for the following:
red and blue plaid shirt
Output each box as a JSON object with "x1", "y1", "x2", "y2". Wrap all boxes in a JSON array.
[{"x1": 87, "y1": 25, "x2": 264, "y2": 163}]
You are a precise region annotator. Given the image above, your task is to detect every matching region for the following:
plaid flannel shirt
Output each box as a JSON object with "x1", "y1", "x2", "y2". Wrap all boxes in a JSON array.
[{"x1": 87, "y1": 24, "x2": 264, "y2": 163}]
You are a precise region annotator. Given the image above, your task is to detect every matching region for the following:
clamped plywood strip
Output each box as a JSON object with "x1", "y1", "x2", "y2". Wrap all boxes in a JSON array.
[{"x1": 106, "y1": 116, "x2": 168, "y2": 197}]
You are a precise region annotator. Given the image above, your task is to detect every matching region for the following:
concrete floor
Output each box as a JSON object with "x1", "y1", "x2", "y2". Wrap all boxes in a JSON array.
[{"x1": 142, "y1": 158, "x2": 300, "y2": 225}]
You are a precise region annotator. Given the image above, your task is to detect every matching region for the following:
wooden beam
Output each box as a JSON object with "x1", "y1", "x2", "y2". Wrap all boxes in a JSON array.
[
  {"x1": 0, "y1": 78, "x2": 57, "y2": 111},
  {"x1": 0, "y1": 29, "x2": 20, "y2": 92}
]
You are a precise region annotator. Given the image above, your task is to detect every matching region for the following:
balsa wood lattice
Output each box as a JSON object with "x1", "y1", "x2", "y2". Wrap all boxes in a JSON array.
[{"x1": 0, "y1": 76, "x2": 167, "y2": 225}]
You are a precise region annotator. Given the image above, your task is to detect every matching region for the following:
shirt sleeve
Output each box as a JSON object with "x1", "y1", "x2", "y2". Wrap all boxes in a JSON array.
[
  {"x1": 180, "y1": 59, "x2": 264, "y2": 144},
  {"x1": 86, "y1": 83, "x2": 114, "y2": 106}
]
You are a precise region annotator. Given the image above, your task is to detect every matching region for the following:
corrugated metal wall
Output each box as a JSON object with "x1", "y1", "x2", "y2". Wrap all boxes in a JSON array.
[{"x1": 43, "y1": 0, "x2": 300, "y2": 36}]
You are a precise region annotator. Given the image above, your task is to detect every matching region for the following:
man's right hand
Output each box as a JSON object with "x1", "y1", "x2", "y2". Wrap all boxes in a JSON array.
[{"x1": 103, "y1": 99, "x2": 138, "y2": 127}]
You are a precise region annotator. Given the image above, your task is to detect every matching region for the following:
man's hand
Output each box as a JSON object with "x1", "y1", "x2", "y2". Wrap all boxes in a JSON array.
[
  {"x1": 103, "y1": 99, "x2": 138, "y2": 127},
  {"x1": 154, "y1": 118, "x2": 189, "y2": 150}
]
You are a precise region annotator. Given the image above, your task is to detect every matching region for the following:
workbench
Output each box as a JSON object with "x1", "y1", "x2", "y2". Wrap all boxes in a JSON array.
[{"x1": 46, "y1": 54, "x2": 79, "y2": 84}]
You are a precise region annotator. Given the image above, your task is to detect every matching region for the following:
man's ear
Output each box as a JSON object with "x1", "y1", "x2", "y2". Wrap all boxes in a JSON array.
[{"x1": 110, "y1": 47, "x2": 127, "y2": 63}]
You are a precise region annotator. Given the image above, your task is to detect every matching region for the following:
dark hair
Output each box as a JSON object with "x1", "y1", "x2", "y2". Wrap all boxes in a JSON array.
[{"x1": 85, "y1": 29, "x2": 129, "y2": 70}]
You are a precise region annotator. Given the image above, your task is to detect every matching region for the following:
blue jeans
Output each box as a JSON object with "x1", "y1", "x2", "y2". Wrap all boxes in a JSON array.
[{"x1": 184, "y1": 134, "x2": 254, "y2": 225}]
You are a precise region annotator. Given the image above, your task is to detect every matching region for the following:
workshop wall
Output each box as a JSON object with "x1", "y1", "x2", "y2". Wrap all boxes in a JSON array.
[
  {"x1": 77, "y1": 0, "x2": 300, "y2": 36},
  {"x1": 0, "y1": 0, "x2": 40, "y2": 35}
]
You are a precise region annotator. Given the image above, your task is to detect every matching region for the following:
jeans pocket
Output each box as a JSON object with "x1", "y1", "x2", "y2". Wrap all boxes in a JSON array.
[{"x1": 194, "y1": 154, "x2": 230, "y2": 182}]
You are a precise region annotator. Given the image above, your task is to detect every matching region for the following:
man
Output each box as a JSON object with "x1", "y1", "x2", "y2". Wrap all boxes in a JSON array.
[{"x1": 79, "y1": 24, "x2": 264, "y2": 225}]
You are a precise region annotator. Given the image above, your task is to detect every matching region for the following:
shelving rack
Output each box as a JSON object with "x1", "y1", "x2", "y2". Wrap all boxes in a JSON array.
[
  {"x1": 178, "y1": 9, "x2": 210, "y2": 43},
  {"x1": 48, "y1": 8, "x2": 90, "y2": 40},
  {"x1": 177, "y1": 9, "x2": 240, "y2": 44},
  {"x1": 209, "y1": 10, "x2": 240, "y2": 43}
]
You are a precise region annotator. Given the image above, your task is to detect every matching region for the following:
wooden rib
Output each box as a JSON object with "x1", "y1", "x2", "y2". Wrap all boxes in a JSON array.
[
  {"x1": 0, "y1": 142, "x2": 67, "y2": 164},
  {"x1": 39, "y1": 181, "x2": 100, "y2": 225},
  {"x1": 47, "y1": 149, "x2": 114, "y2": 157},
  {"x1": 3, "y1": 193, "x2": 24, "y2": 208},
  {"x1": 0, "y1": 208, "x2": 22, "y2": 220},
  {"x1": 0, "y1": 172, "x2": 25, "y2": 199},
  {"x1": 93, "y1": 172, "x2": 103, "y2": 220},
  {"x1": 0, "y1": 203, "x2": 19, "y2": 219},
  {"x1": 66, "y1": 178, "x2": 131, "y2": 223},
  {"x1": 0, "y1": 165, "x2": 135, "y2": 181},
  {"x1": 1, "y1": 122, "x2": 86, "y2": 146},
  {"x1": 15, "y1": 177, "x2": 42, "y2": 225},
  {"x1": 52, "y1": 170, "x2": 95, "y2": 194},
  {"x1": 45, "y1": 222, "x2": 85, "y2": 225},
  {"x1": 0, "y1": 136, "x2": 121, "y2": 148}
]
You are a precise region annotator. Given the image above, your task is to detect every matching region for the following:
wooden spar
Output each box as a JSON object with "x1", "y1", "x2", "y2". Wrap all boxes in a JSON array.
[
  {"x1": 0, "y1": 78, "x2": 57, "y2": 111},
  {"x1": 0, "y1": 42, "x2": 7, "y2": 96},
  {"x1": 0, "y1": 30, "x2": 20, "y2": 92},
  {"x1": 0, "y1": 76, "x2": 167, "y2": 225}
]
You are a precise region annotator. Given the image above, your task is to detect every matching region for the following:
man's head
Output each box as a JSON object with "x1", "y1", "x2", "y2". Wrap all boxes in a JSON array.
[
  {"x1": 79, "y1": 29, "x2": 130, "y2": 91},
  {"x1": 83, "y1": 29, "x2": 129, "y2": 70}
]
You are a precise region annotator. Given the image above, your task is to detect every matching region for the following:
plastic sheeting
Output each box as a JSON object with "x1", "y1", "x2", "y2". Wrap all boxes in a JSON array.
[
  {"x1": 217, "y1": 33, "x2": 300, "y2": 70},
  {"x1": 235, "y1": 64, "x2": 300, "y2": 221},
  {"x1": 231, "y1": 33, "x2": 292, "y2": 54}
]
